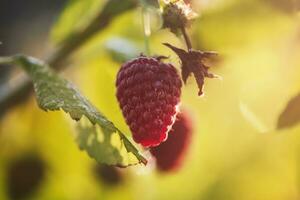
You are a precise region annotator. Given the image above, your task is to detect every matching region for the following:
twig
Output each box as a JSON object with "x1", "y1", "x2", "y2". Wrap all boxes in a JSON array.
[{"x1": 0, "y1": 0, "x2": 137, "y2": 116}]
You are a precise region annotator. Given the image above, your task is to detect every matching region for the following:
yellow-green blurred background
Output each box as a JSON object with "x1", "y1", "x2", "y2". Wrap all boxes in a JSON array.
[{"x1": 1, "y1": 0, "x2": 300, "y2": 199}]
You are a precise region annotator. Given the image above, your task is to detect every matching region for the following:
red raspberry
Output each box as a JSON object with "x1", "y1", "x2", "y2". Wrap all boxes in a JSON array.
[
  {"x1": 150, "y1": 111, "x2": 193, "y2": 172},
  {"x1": 116, "y1": 56, "x2": 182, "y2": 147}
]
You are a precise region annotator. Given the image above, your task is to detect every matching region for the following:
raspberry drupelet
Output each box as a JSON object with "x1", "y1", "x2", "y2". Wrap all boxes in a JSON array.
[{"x1": 116, "y1": 56, "x2": 182, "y2": 147}]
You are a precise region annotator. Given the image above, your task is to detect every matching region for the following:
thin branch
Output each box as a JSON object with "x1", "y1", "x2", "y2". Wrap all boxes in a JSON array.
[{"x1": 0, "y1": 0, "x2": 137, "y2": 116}]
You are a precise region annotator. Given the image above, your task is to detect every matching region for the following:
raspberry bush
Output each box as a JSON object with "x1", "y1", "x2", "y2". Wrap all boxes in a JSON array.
[{"x1": 0, "y1": 0, "x2": 217, "y2": 168}]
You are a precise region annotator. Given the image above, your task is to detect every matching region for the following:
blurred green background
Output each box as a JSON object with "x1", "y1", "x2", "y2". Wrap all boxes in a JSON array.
[{"x1": 1, "y1": 0, "x2": 300, "y2": 199}]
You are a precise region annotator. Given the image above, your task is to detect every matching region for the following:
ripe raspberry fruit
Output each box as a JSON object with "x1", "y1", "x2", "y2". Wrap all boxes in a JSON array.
[
  {"x1": 116, "y1": 56, "x2": 182, "y2": 147},
  {"x1": 150, "y1": 111, "x2": 193, "y2": 172}
]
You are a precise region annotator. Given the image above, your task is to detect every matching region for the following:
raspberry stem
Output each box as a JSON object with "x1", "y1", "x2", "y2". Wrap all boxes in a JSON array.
[
  {"x1": 181, "y1": 26, "x2": 192, "y2": 50},
  {"x1": 142, "y1": 7, "x2": 151, "y2": 56}
]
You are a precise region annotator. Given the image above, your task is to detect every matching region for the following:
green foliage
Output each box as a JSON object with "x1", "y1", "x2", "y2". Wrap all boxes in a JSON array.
[
  {"x1": 76, "y1": 117, "x2": 145, "y2": 166},
  {"x1": 1, "y1": 55, "x2": 146, "y2": 166}
]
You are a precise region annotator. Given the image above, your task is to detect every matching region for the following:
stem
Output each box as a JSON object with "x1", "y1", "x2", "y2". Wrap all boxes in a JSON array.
[
  {"x1": 181, "y1": 26, "x2": 192, "y2": 50},
  {"x1": 142, "y1": 7, "x2": 151, "y2": 56}
]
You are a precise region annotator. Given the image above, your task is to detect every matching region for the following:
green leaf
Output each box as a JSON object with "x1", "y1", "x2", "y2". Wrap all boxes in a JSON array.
[
  {"x1": 76, "y1": 117, "x2": 145, "y2": 167},
  {"x1": 277, "y1": 93, "x2": 300, "y2": 129},
  {"x1": 1, "y1": 55, "x2": 147, "y2": 167}
]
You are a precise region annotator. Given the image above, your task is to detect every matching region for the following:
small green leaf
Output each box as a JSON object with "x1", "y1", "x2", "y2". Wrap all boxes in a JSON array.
[
  {"x1": 1, "y1": 55, "x2": 147, "y2": 166},
  {"x1": 277, "y1": 93, "x2": 300, "y2": 129}
]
